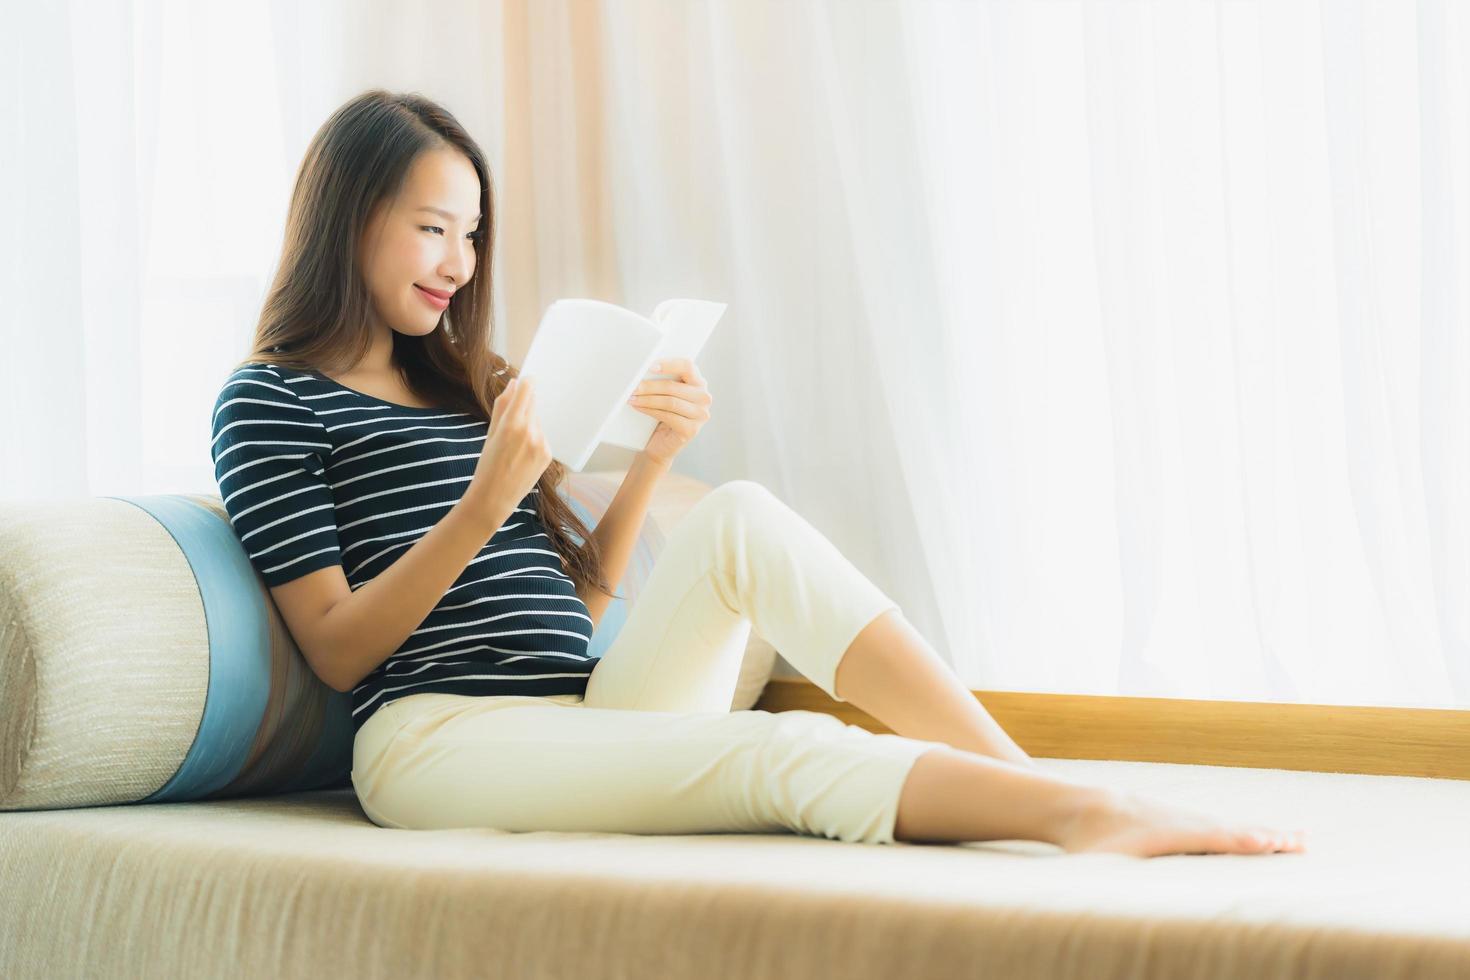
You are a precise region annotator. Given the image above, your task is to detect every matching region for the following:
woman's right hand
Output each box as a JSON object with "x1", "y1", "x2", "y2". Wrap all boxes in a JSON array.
[{"x1": 466, "y1": 375, "x2": 553, "y2": 519}]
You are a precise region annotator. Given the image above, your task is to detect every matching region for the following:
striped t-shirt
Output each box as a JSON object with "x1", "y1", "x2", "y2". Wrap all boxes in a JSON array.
[{"x1": 209, "y1": 360, "x2": 598, "y2": 734}]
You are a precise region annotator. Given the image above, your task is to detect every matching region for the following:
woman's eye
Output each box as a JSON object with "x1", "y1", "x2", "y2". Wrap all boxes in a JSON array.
[{"x1": 422, "y1": 225, "x2": 483, "y2": 242}]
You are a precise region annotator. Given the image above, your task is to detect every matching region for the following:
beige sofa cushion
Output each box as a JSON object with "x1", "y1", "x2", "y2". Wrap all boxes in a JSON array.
[{"x1": 1, "y1": 756, "x2": 1465, "y2": 978}]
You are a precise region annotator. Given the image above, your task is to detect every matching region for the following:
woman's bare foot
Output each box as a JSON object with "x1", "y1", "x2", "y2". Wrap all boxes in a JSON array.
[{"x1": 1056, "y1": 787, "x2": 1310, "y2": 857}]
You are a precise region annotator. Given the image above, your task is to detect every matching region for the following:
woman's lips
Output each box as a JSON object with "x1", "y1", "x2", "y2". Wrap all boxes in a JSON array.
[{"x1": 414, "y1": 284, "x2": 450, "y2": 310}]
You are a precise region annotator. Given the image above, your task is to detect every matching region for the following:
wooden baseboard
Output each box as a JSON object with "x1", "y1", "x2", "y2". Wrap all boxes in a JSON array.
[{"x1": 753, "y1": 678, "x2": 1470, "y2": 781}]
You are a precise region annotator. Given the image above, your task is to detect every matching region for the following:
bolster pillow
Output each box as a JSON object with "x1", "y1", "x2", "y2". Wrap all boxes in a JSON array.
[{"x1": 0, "y1": 470, "x2": 776, "y2": 811}]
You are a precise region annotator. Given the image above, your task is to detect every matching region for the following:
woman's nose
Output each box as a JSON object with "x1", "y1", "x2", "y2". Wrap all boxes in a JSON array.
[{"x1": 442, "y1": 249, "x2": 472, "y2": 285}]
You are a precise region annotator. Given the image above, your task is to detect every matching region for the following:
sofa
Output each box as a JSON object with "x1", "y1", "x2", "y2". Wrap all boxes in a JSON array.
[{"x1": 3, "y1": 469, "x2": 1469, "y2": 979}]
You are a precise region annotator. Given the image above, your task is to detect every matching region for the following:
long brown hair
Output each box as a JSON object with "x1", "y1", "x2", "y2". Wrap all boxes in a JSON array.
[{"x1": 231, "y1": 88, "x2": 614, "y2": 603}]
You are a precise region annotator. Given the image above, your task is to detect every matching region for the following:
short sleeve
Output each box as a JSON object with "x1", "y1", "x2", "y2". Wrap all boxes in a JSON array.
[{"x1": 210, "y1": 364, "x2": 344, "y2": 587}]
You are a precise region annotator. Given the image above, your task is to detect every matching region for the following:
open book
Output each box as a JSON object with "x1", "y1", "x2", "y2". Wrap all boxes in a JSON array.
[{"x1": 517, "y1": 298, "x2": 727, "y2": 471}]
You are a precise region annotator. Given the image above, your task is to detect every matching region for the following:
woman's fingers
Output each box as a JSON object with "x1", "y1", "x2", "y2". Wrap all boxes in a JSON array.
[{"x1": 631, "y1": 393, "x2": 706, "y2": 419}]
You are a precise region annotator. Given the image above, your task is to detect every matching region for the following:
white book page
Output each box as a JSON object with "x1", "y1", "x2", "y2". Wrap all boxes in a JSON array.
[
  {"x1": 519, "y1": 299, "x2": 662, "y2": 470},
  {"x1": 596, "y1": 299, "x2": 728, "y2": 453}
]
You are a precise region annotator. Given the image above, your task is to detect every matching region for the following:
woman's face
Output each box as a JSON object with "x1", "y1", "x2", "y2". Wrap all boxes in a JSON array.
[{"x1": 358, "y1": 146, "x2": 482, "y2": 340}]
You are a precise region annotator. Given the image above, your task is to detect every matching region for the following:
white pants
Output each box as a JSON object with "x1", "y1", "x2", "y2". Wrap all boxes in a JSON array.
[{"x1": 351, "y1": 480, "x2": 943, "y2": 845}]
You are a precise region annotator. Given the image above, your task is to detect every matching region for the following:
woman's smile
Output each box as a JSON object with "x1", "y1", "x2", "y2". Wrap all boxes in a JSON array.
[{"x1": 414, "y1": 283, "x2": 450, "y2": 310}]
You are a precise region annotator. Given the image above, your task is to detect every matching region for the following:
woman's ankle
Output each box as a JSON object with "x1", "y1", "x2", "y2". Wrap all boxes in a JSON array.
[
  {"x1": 1047, "y1": 784, "x2": 1130, "y2": 849},
  {"x1": 893, "y1": 747, "x2": 1125, "y2": 846}
]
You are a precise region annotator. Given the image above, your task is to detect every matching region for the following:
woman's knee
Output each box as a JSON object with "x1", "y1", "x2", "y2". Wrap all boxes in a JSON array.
[
  {"x1": 711, "y1": 478, "x2": 772, "y2": 505},
  {"x1": 695, "y1": 480, "x2": 785, "y2": 526},
  {"x1": 752, "y1": 708, "x2": 853, "y2": 753}
]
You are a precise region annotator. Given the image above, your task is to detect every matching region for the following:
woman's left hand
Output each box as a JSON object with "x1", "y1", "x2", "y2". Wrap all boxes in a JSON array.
[{"x1": 627, "y1": 357, "x2": 712, "y2": 466}]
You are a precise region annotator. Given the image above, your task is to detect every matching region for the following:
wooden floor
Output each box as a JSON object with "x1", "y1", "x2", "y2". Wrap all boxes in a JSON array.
[{"x1": 753, "y1": 677, "x2": 1470, "y2": 780}]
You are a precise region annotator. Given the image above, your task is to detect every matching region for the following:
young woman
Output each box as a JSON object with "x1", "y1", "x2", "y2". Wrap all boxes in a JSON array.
[{"x1": 209, "y1": 89, "x2": 1307, "y2": 857}]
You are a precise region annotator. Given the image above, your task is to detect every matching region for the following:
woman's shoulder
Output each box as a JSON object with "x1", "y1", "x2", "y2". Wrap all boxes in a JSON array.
[
  {"x1": 221, "y1": 361, "x2": 293, "y2": 391},
  {"x1": 213, "y1": 360, "x2": 317, "y2": 422},
  {"x1": 231, "y1": 357, "x2": 304, "y2": 376},
  {"x1": 223, "y1": 357, "x2": 326, "y2": 388}
]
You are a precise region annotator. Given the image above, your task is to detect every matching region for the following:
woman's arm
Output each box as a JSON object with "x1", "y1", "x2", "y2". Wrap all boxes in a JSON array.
[{"x1": 578, "y1": 451, "x2": 673, "y2": 629}]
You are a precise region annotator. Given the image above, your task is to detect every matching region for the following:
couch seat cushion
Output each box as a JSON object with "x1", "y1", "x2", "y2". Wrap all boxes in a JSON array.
[{"x1": 3, "y1": 756, "x2": 1468, "y2": 978}]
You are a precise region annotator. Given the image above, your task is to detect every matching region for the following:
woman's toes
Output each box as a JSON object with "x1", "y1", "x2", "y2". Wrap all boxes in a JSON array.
[
  {"x1": 1240, "y1": 828, "x2": 1287, "y2": 852},
  {"x1": 1243, "y1": 827, "x2": 1307, "y2": 852}
]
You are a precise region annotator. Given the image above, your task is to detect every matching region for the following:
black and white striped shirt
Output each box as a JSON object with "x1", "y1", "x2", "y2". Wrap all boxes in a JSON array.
[{"x1": 210, "y1": 361, "x2": 597, "y2": 734}]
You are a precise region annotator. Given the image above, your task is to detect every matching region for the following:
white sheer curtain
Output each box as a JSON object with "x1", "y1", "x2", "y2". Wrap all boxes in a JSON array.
[
  {"x1": 576, "y1": 0, "x2": 1470, "y2": 708},
  {"x1": 2, "y1": 0, "x2": 507, "y2": 495},
  {"x1": 8, "y1": 1, "x2": 1468, "y2": 709}
]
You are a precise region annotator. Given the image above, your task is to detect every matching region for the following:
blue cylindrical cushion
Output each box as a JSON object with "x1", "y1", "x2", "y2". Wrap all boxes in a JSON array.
[{"x1": 0, "y1": 471, "x2": 776, "y2": 811}]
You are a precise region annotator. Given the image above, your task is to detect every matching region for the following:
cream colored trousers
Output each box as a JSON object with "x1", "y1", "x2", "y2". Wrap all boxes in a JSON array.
[{"x1": 351, "y1": 479, "x2": 943, "y2": 846}]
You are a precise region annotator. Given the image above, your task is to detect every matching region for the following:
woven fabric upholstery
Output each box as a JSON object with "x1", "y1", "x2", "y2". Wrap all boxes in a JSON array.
[{"x1": 0, "y1": 471, "x2": 777, "y2": 811}]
